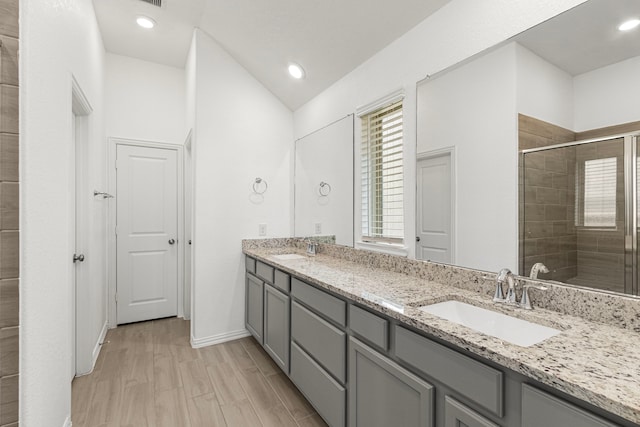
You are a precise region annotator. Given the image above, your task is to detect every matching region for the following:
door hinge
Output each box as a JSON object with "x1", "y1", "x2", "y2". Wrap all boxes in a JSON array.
[
  {"x1": 115, "y1": 292, "x2": 118, "y2": 303},
  {"x1": 115, "y1": 225, "x2": 118, "y2": 236}
]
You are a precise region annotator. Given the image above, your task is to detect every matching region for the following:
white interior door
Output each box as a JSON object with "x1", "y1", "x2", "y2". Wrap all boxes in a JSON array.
[
  {"x1": 416, "y1": 152, "x2": 453, "y2": 263},
  {"x1": 116, "y1": 144, "x2": 178, "y2": 324}
]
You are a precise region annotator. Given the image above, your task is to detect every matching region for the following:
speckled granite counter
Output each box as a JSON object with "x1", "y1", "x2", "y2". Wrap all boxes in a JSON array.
[{"x1": 243, "y1": 240, "x2": 640, "y2": 425}]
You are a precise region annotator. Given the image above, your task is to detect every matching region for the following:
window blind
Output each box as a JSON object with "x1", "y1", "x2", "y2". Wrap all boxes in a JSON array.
[
  {"x1": 361, "y1": 100, "x2": 404, "y2": 242},
  {"x1": 576, "y1": 157, "x2": 617, "y2": 227}
]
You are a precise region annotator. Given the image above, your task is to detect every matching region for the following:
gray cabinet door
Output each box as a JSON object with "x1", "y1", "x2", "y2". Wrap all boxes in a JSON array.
[
  {"x1": 349, "y1": 337, "x2": 434, "y2": 427},
  {"x1": 444, "y1": 396, "x2": 500, "y2": 427},
  {"x1": 264, "y1": 284, "x2": 290, "y2": 373},
  {"x1": 245, "y1": 274, "x2": 264, "y2": 344},
  {"x1": 522, "y1": 384, "x2": 618, "y2": 427}
]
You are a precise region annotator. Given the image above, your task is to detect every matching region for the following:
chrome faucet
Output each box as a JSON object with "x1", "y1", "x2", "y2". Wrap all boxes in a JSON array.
[
  {"x1": 520, "y1": 284, "x2": 548, "y2": 310},
  {"x1": 306, "y1": 240, "x2": 318, "y2": 256},
  {"x1": 494, "y1": 268, "x2": 515, "y2": 303},
  {"x1": 529, "y1": 262, "x2": 550, "y2": 280},
  {"x1": 494, "y1": 267, "x2": 548, "y2": 309}
]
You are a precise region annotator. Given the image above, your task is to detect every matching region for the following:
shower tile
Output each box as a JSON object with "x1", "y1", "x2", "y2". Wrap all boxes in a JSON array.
[
  {"x1": 525, "y1": 221, "x2": 552, "y2": 239},
  {"x1": 551, "y1": 173, "x2": 568, "y2": 189},
  {"x1": 535, "y1": 187, "x2": 560, "y2": 205},
  {"x1": 0, "y1": 326, "x2": 17, "y2": 376},
  {"x1": 522, "y1": 151, "x2": 545, "y2": 170},
  {"x1": 0, "y1": 134, "x2": 17, "y2": 182},
  {"x1": 0, "y1": 85, "x2": 17, "y2": 135},
  {"x1": 538, "y1": 237, "x2": 559, "y2": 254},
  {"x1": 0, "y1": 182, "x2": 17, "y2": 230},
  {"x1": 552, "y1": 222, "x2": 568, "y2": 237},
  {"x1": 0, "y1": 0, "x2": 18, "y2": 38},
  {"x1": 524, "y1": 168, "x2": 552, "y2": 187},
  {"x1": 523, "y1": 204, "x2": 544, "y2": 221},
  {"x1": 0, "y1": 36, "x2": 17, "y2": 86},
  {"x1": 0, "y1": 231, "x2": 17, "y2": 279},
  {"x1": 523, "y1": 239, "x2": 538, "y2": 257},
  {"x1": 0, "y1": 279, "x2": 17, "y2": 328},
  {"x1": 0, "y1": 374, "x2": 17, "y2": 425},
  {"x1": 545, "y1": 205, "x2": 566, "y2": 221},
  {"x1": 545, "y1": 152, "x2": 567, "y2": 173}
]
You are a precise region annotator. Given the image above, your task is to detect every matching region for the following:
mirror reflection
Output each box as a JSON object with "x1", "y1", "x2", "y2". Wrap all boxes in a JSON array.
[
  {"x1": 294, "y1": 115, "x2": 354, "y2": 246},
  {"x1": 417, "y1": 0, "x2": 640, "y2": 296}
]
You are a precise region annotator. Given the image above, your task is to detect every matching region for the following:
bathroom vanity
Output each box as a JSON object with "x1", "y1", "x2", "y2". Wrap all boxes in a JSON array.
[{"x1": 243, "y1": 239, "x2": 640, "y2": 427}]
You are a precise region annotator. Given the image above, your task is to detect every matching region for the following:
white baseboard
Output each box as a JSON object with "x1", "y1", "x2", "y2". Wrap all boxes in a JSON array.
[
  {"x1": 191, "y1": 329, "x2": 251, "y2": 348},
  {"x1": 92, "y1": 321, "x2": 109, "y2": 367},
  {"x1": 63, "y1": 415, "x2": 72, "y2": 427},
  {"x1": 75, "y1": 321, "x2": 108, "y2": 377}
]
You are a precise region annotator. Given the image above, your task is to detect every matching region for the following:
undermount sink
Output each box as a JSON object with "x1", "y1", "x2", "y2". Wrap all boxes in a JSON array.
[
  {"x1": 418, "y1": 300, "x2": 562, "y2": 347},
  {"x1": 272, "y1": 253, "x2": 306, "y2": 260}
]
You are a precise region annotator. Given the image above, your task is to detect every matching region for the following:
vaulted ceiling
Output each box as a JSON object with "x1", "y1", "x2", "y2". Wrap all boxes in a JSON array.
[{"x1": 93, "y1": 0, "x2": 451, "y2": 110}]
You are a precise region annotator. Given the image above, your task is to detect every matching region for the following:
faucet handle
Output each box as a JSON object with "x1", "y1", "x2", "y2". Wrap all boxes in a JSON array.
[
  {"x1": 520, "y1": 284, "x2": 548, "y2": 310},
  {"x1": 493, "y1": 281, "x2": 504, "y2": 302}
]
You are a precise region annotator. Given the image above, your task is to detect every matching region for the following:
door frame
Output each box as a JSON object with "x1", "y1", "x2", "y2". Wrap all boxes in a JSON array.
[
  {"x1": 415, "y1": 147, "x2": 456, "y2": 263},
  {"x1": 71, "y1": 76, "x2": 93, "y2": 376},
  {"x1": 107, "y1": 137, "x2": 185, "y2": 327}
]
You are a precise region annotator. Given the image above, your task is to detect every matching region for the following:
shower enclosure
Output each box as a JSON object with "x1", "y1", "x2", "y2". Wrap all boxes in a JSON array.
[{"x1": 520, "y1": 132, "x2": 640, "y2": 296}]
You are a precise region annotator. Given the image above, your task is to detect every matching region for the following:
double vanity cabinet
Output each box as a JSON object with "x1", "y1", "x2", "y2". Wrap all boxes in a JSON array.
[{"x1": 244, "y1": 254, "x2": 631, "y2": 427}]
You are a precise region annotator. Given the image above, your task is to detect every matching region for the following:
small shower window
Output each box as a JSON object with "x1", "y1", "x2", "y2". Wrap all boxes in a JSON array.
[{"x1": 575, "y1": 157, "x2": 617, "y2": 227}]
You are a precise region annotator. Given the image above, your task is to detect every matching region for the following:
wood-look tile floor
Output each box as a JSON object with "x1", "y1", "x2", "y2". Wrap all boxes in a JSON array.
[{"x1": 71, "y1": 317, "x2": 328, "y2": 427}]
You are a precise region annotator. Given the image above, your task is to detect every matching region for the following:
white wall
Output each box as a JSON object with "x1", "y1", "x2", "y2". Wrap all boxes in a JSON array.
[
  {"x1": 105, "y1": 53, "x2": 186, "y2": 144},
  {"x1": 294, "y1": 0, "x2": 586, "y2": 260},
  {"x1": 294, "y1": 116, "x2": 354, "y2": 246},
  {"x1": 516, "y1": 44, "x2": 574, "y2": 130},
  {"x1": 190, "y1": 30, "x2": 293, "y2": 344},
  {"x1": 20, "y1": 0, "x2": 107, "y2": 425},
  {"x1": 418, "y1": 43, "x2": 518, "y2": 271},
  {"x1": 574, "y1": 55, "x2": 640, "y2": 132}
]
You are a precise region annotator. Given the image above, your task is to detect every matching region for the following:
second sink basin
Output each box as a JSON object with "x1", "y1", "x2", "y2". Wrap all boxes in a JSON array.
[{"x1": 418, "y1": 300, "x2": 561, "y2": 347}]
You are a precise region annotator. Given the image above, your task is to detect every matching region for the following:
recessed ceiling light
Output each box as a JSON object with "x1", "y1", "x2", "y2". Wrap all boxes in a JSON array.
[
  {"x1": 618, "y1": 18, "x2": 640, "y2": 31},
  {"x1": 288, "y1": 63, "x2": 305, "y2": 79},
  {"x1": 136, "y1": 16, "x2": 156, "y2": 29}
]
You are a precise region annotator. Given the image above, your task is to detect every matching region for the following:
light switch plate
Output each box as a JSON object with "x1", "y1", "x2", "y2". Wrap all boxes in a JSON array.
[
  {"x1": 314, "y1": 223, "x2": 322, "y2": 234},
  {"x1": 259, "y1": 223, "x2": 267, "y2": 236}
]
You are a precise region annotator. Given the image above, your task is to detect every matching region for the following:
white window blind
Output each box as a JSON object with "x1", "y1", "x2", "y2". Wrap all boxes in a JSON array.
[
  {"x1": 576, "y1": 157, "x2": 617, "y2": 227},
  {"x1": 361, "y1": 100, "x2": 404, "y2": 242}
]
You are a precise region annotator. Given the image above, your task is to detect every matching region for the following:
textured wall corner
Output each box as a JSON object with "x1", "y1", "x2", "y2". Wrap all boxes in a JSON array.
[{"x1": 0, "y1": 0, "x2": 19, "y2": 425}]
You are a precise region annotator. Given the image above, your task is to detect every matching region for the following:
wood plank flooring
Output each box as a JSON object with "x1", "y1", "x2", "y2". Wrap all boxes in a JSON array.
[{"x1": 71, "y1": 317, "x2": 327, "y2": 427}]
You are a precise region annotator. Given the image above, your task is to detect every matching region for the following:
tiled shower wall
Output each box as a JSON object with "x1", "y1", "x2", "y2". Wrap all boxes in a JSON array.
[
  {"x1": 0, "y1": 0, "x2": 19, "y2": 425},
  {"x1": 519, "y1": 114, "x2": 577, "y2": 282}
]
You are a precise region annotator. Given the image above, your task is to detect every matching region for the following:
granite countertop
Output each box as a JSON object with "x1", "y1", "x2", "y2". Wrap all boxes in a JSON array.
[{"x1": 244, "y1": 246, "x2": 640, "y2": 425}]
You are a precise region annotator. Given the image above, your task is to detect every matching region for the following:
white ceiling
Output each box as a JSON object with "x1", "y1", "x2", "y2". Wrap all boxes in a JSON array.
[
  {"x1": 93, "y1": 0, "x2": 451, "y2": 110},
  {"x1": 515, "y1": 0, "x2": 640, "y2": 76}
]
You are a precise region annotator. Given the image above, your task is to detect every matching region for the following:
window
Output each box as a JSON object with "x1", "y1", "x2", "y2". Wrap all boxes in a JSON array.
[
  {"x1": 576, "y1": 157, "x2": 617, "y2": 227},
  {"x1": 360, "y1": 100, "x2": 404, "y2": 243}
]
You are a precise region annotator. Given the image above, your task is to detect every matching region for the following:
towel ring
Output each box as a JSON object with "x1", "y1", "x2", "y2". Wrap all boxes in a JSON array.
[
  {"x1": 253, "y1": 178, "x2": 268, "y2": 194},
  {"x1": 319, "y1": 181, "x2": 331, "y2": 196}
]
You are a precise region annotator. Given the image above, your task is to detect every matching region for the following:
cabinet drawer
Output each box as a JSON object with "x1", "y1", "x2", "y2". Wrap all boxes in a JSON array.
[
  {"x1": 445, "y1": 396, "x2": 499, "y2": 427},
  {"x1": 349, "y1": 337, "x2": 433, "y2": 427},
  {"x1": 245, "y1": 255, "x2": 256, "y2": 274},
  {"x1": 291, "y1": 277, "x2": 346, "y2": 326},
  {"x1": 395, "y1": 326, "x2": 503, "y2": 417},
  {"x1": 291, "y1": 301, "x2": 346, "y2": 383},
  {"x1": 256, "y1": 261, "x2": 274, "y2": 284},
  {"x1": 274, "y1": 270, "x2": 290, "y2": 293},
  {"x1": 522, "y1": 384, "x2": 618, "y2": 427},
  {"x1": 291, "y1": 342, "x2": 346, "y2": 427},
  {"x1": 349, "y1": 304, "x2": 389, "y2": 350}
]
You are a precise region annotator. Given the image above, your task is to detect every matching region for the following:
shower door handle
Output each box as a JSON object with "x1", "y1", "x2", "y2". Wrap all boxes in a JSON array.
[{"x1": 73, "y1": 254, "x2": 85, "y2": 263}]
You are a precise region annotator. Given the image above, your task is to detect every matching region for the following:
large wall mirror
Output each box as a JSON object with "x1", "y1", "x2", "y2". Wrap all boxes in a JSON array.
[
  {"x1": 417, "y1": 0, "x2": 640, "y2": 296},
  {"x1": 294, "y1": 115, "x2": 354, "y2": 246}
]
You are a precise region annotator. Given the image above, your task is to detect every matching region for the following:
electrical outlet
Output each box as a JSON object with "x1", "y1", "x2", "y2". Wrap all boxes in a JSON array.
[
  {"x1": 259, "y1": 223, "x2": 267, "y2": 236},
  {"x1": 315, "y1": 222, "x2": 322, "y2": 234}
]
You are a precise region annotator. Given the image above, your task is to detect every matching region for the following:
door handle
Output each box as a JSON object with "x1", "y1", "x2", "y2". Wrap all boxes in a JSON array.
[
  {"x1": 168, "y1": 239, "x2": 176, "y2": 245},
  {"x1": 416, "y1": 236, "x2": 421, "y2": 242},
  {"x1": 73, "y1": 254, "x2": 85, "y2": 263}
]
